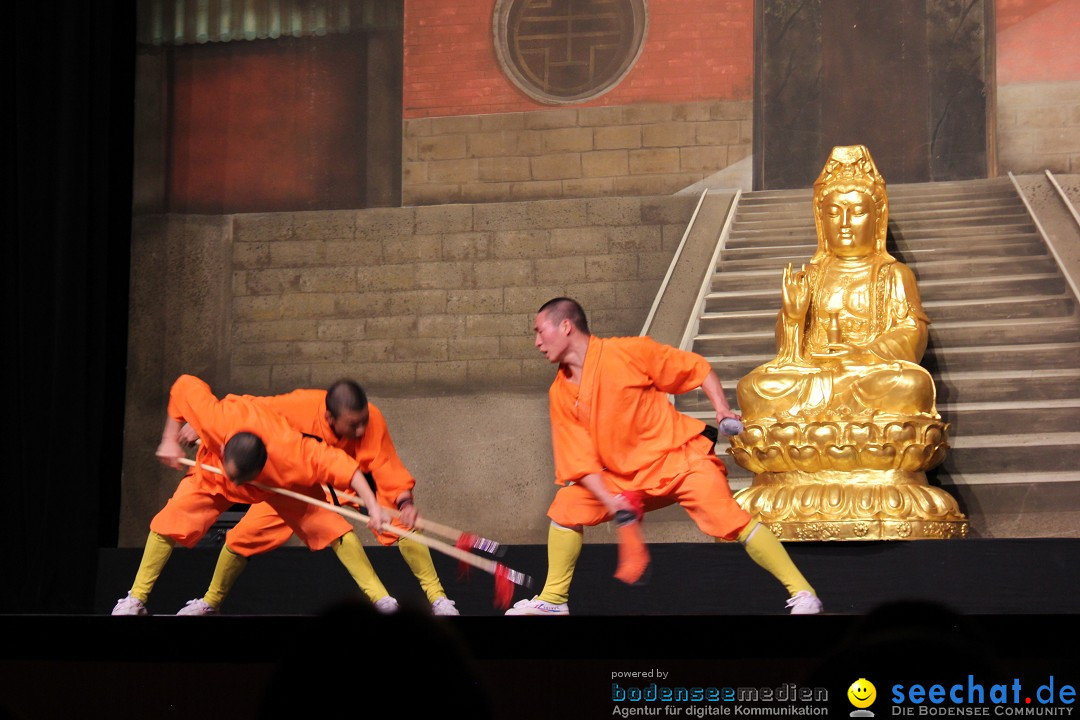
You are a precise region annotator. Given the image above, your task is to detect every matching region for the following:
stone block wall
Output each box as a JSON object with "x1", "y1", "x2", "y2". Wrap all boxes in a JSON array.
[
  {"x1": 226, "y1": 195, "x2": 697, "y2": 394},
  {"x1": 403, "y1": 101, "x2": 752, "y2": 206},
  {"x1": 997, "y1": 81, "x2": 1080, "y2": 174}
]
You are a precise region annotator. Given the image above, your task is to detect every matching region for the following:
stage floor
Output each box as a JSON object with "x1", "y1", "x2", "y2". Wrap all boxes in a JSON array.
[
  {"x1": 93, "y1": 538, "x2": 1080, "y2": 616},
  {"x1": 1, "y1": 540, "x2": 1077, "y2": 720}
]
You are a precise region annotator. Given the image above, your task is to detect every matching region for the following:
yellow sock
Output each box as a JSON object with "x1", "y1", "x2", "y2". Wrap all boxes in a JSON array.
[
  {"x1": 130, "y1": 531, "x2": 175, "y2": 603},
  {"x1": 737, "y1": 521, "x2": 814, "y2": 597},
  {"x1": 202, "y1": 545, "x2": 249, "y2": 609},
  {"x1": 537, "y1": 523, "x2": 583, "y2": 605},
  {"x1": 331, "y1": 531, "x2": 390, "y2": 602},
  {"x1": 398, "y1": 537, "x2": 446, "y2": 603}
]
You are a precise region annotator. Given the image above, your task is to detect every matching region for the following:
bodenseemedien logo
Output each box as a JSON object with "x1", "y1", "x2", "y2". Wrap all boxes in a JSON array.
[{"x1": 849, "y1": 678, "x2": 878, "y2": 717}]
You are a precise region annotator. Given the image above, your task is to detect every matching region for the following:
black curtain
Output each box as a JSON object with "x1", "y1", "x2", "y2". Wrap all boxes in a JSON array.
[{"x1": 4, "y1": 2, "x2": 133, "y2": 612}]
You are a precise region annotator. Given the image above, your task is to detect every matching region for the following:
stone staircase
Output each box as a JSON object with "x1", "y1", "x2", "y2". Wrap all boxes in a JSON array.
[{"x1": 672, "y1": 177, "x2": 1080, "y2": 524}]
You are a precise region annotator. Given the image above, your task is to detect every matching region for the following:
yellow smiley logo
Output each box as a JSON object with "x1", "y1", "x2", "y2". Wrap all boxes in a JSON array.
[{"x1": 848, "y1": 678, "x2": 877, "y2": 708}]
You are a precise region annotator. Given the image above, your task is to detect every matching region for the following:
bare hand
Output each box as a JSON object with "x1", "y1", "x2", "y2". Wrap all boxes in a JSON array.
[
  {"x1": 608, "y1": 493, "x2": 634, "y2": 516},
  {"x1": 398, "y1": 503, "x2": 419, "y2": 529},
  {"x1": 155, "y1": 438, "x2": 186, "y2": 469},
  {"x1": 177, "y1": 423, "x2": 200, "y2": 447},
  {"x1": 367, "y1": 504, "x2": 386, "y2": 533},
  {"x1": 782, "y1": 263, "x2": 810, "y2": 321},
  {"x1": 715, "y1": 406, "x2": 741, "y2": 425}
]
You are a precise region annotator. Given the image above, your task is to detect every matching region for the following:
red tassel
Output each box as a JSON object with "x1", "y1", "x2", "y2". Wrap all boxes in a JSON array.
[
  {"x1": 493, "y1": 564, "x2": 514, "y2": 609},
  {"x1": 614, "y1": 521, "x2": 650, "y2": 585},
  {"x1": 455, "y1": 533, "x2": 478, "y2": 579},
  {"x1": 618, "y1": 491, "x2": 645, "y2": 523}
]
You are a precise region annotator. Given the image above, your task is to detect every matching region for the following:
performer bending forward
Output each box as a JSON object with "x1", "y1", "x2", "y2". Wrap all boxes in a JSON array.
[
  {"x1": 506, "y1": 298, "x2": 823, "y2": 616},
  {"x1": 112, "y1": 375, "x2": 387, "y2": 616},
  {"x1": 175, "y1": 380, "x2": 458, "y2": 616}
]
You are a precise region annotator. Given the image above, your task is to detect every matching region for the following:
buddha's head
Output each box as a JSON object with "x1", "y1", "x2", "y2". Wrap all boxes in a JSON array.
[{"x1": 811, "y1": 145, "x2": 892, "y2": 264}]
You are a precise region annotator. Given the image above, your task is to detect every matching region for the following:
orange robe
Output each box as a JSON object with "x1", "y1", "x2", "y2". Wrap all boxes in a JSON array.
[
  {"x1": 225, "y1": 390, "x2": 416, "y2": 555},
  {"x1": 546, "y1": 336, "x2": 750, "y2": 540},
  {"x1": 149, "y1": 376, "x2": 359, "y2": 550}
]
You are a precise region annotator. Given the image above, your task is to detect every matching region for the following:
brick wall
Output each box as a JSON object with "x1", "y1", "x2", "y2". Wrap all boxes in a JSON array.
[
  {"x1": 403, "y1": 0, "x2": 752, "y2": 119},
  {"x1": 997, "y1": 81, "x2": 1080, "y2": 174},
  {"x1": 402, "y1": 0, "x2": 753, "y2": 205},
  {"x1": 403, "y1": 99, "x2": 751, "y2": 205},
  {"x1": 226, "y1": 196, "x2": 697, "y2": 394},
  {"x1": 997, "y1": 0, "x2": 1080, "y2": 85}
]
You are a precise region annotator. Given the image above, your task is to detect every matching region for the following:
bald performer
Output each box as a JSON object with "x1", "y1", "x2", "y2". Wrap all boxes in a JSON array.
[
  {"x1": 505, "y1": 298, "x2": 822, "y2": 616},
  {"x1": 111, "y1": 375, "x2": 390, "y2": 615},
  {"x1": 174, "y1": 380, "x2": 458, "y2": 616}
]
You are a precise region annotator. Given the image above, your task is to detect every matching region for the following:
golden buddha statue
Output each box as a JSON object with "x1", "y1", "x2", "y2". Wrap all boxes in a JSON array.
[{"x1": 730, "y1": 145, "x2": 967, "y2": 540}]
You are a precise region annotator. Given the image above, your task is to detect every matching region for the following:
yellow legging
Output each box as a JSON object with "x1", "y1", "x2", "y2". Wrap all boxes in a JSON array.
[
  {"x1": 536, "y1": 523, "x2": 583, "y2": 605},
  {"x1": 128, "y1": 531, "x2": 176, "y2": 603},
  {"x1": 737, "y1": 520, "x2": 815, "y2": 597},
  {"x1": 532, "y1": 519, "x2": 814, "y2": 606},
  {"x1": 397, "y1": 537, "x2": 448, "y2": 603},
  {"x1": 203, "y1": 531, "x2": 391, "y2": 608}
]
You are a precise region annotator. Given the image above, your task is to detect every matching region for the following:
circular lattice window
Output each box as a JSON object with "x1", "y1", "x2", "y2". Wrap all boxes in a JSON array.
[{"x1": 493, "y1": 0, "x2": 649, "y2": 105}]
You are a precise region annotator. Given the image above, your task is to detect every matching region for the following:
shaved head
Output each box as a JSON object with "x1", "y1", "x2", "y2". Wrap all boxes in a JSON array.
[
  {"x1": 537, "y1": 297, "x2": 589, "y2": 335},
  {"x1": 223, "y1": 431, "x2": 267, "y2": 484},
  {"x1": 325, "y1": 379, "x2": 368, "y2": 419}
]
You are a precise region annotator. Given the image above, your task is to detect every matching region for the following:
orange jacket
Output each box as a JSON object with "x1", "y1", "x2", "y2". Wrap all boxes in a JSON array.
[
  {"x1": 250, "y1": 389, "x2": 415, "y2": 506},
  {"x1": 549, "y1": 336, "x2": 712, "y2": 488},
  {"x1": 168, "y1": 375, "x2": 360, "y2": 502}
]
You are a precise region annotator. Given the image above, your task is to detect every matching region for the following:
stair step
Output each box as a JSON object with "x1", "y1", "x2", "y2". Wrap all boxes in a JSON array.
[
  {"x1": 716, "y1": 239, "x2": 1050, "y2": 266},
  {"x1": 695, "y1": 295, "x2": 1078, "y2": 334},
  {"x1": 703, "y1": 274, "x2": 1067, "y2": 313},
  {"x1": 942, "y1": 435, "x2": 1080, "y2": 474},
  {"x1": 716, "y1": 251, "x2": 1056, "y2": 278},
  {"x1": 700, "y1": 342, "x2": 1080, "y2": 379},
  {"x1": 735, "y1": 194, "x2": 1026, "y2": 218},
  {"x1": 690, "y1": 317, "x2": 1080, "y2": 356},
  {"x1": 928, "y1": 470, "x2": 1080, "y2": 486},
  {"x1": 716, "y1": 443, "x2": 1080, "y2": 481},
  {"x1": 705, "y1": 429, "x2": 1080, "y2": 476},
  {"x1": 709, "y1": 257, "x2": 1062, "y2": 292},
  {"x1": 724, "y1": 227, "x2": 1041, "y2": 251},
  {"x1": 941, "y1": 402, "x2": 1080, "y2": 435},
  {"x1": 673, "y1": 370, "x2": 1080, "y2": 414},
  {"x1": 732, "y1": 206, "x2": 1031, "y2": 231}
]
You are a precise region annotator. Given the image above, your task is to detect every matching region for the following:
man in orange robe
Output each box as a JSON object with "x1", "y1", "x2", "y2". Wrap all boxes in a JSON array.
[
  {"x1": 174, "y1": 380, "x2": 458, "y2": 616},
  {"x1": 111, "y1": 374, "x2": 387, "y2": 615},
  {"x1": 505, "y1": 298, "x2": 823, "y2": 616}
]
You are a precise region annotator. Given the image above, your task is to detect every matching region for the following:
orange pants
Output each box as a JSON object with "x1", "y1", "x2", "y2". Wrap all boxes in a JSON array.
[
  {"x1": 149, "y1": 473, "x2": 353, "y2": 551},
  {"x1": 547, "y1": 434, "x2": 751, "y2": 540},
  {"x1": 225, "y1": 498, "x2": 408, "y2": 557}
]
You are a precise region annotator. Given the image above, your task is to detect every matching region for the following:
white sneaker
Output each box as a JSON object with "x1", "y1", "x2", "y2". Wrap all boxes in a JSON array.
[
  {"x1": 176, "y1": 598, "x2": 217, "y2": 616},
  {"x1": 374, "y1": 596, "x2": 399, "y2": 614},
  {"x1": 431, "y1": 597, "x2": 460, "y2": 616},
  {"x1": 786, "y1": 590, "x2": 823, "y2": 615},
  {"x1": 504, "y1": 597, "x2": 569, "y2": 616},
  {"x1": 111, "y1": 592, "x2": 148, "y2": 616}
]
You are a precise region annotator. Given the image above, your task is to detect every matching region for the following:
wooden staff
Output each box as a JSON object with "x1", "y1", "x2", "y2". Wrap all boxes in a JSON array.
[
  {"x1": 328, "y1": 487, "x2": 502, "y2": 556},
  {"x1": 175, "y1": 457, "x2": 529, "y2": 587},
  {"x1": 182, "y1": 443, "x2": 502, "y2": 555}
]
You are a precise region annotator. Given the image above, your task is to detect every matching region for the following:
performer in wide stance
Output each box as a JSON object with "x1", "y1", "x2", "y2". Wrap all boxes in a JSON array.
[
  {"x1": 174, "y1": 380, "x2": 459, "y2": 616},
  {"x1": 506, "y1": 297, "x2": 823, "y2": 616},
  {"x1": 112, "y1": 375, "x2": 388, "y2": 615}
]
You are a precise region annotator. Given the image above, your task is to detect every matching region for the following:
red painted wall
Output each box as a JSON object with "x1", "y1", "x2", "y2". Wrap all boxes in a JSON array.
[
  {"x1": 997, "y1": 0, "x2": 1062, "y2": 31},
  {"x1": 997, "y1": 0, "x2": 1080, "y2": 84},
  {"x1": 169, "y1": 34, "x2": 366, "y2": 214},
  {"x1": 403, "y1": 0, "x2": 753, "y2": 119}
]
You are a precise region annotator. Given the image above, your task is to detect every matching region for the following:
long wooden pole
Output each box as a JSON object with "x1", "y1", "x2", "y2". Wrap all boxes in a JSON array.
[{"x1": 175, "y1": 457, "x2": 529, "y2": 586}]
